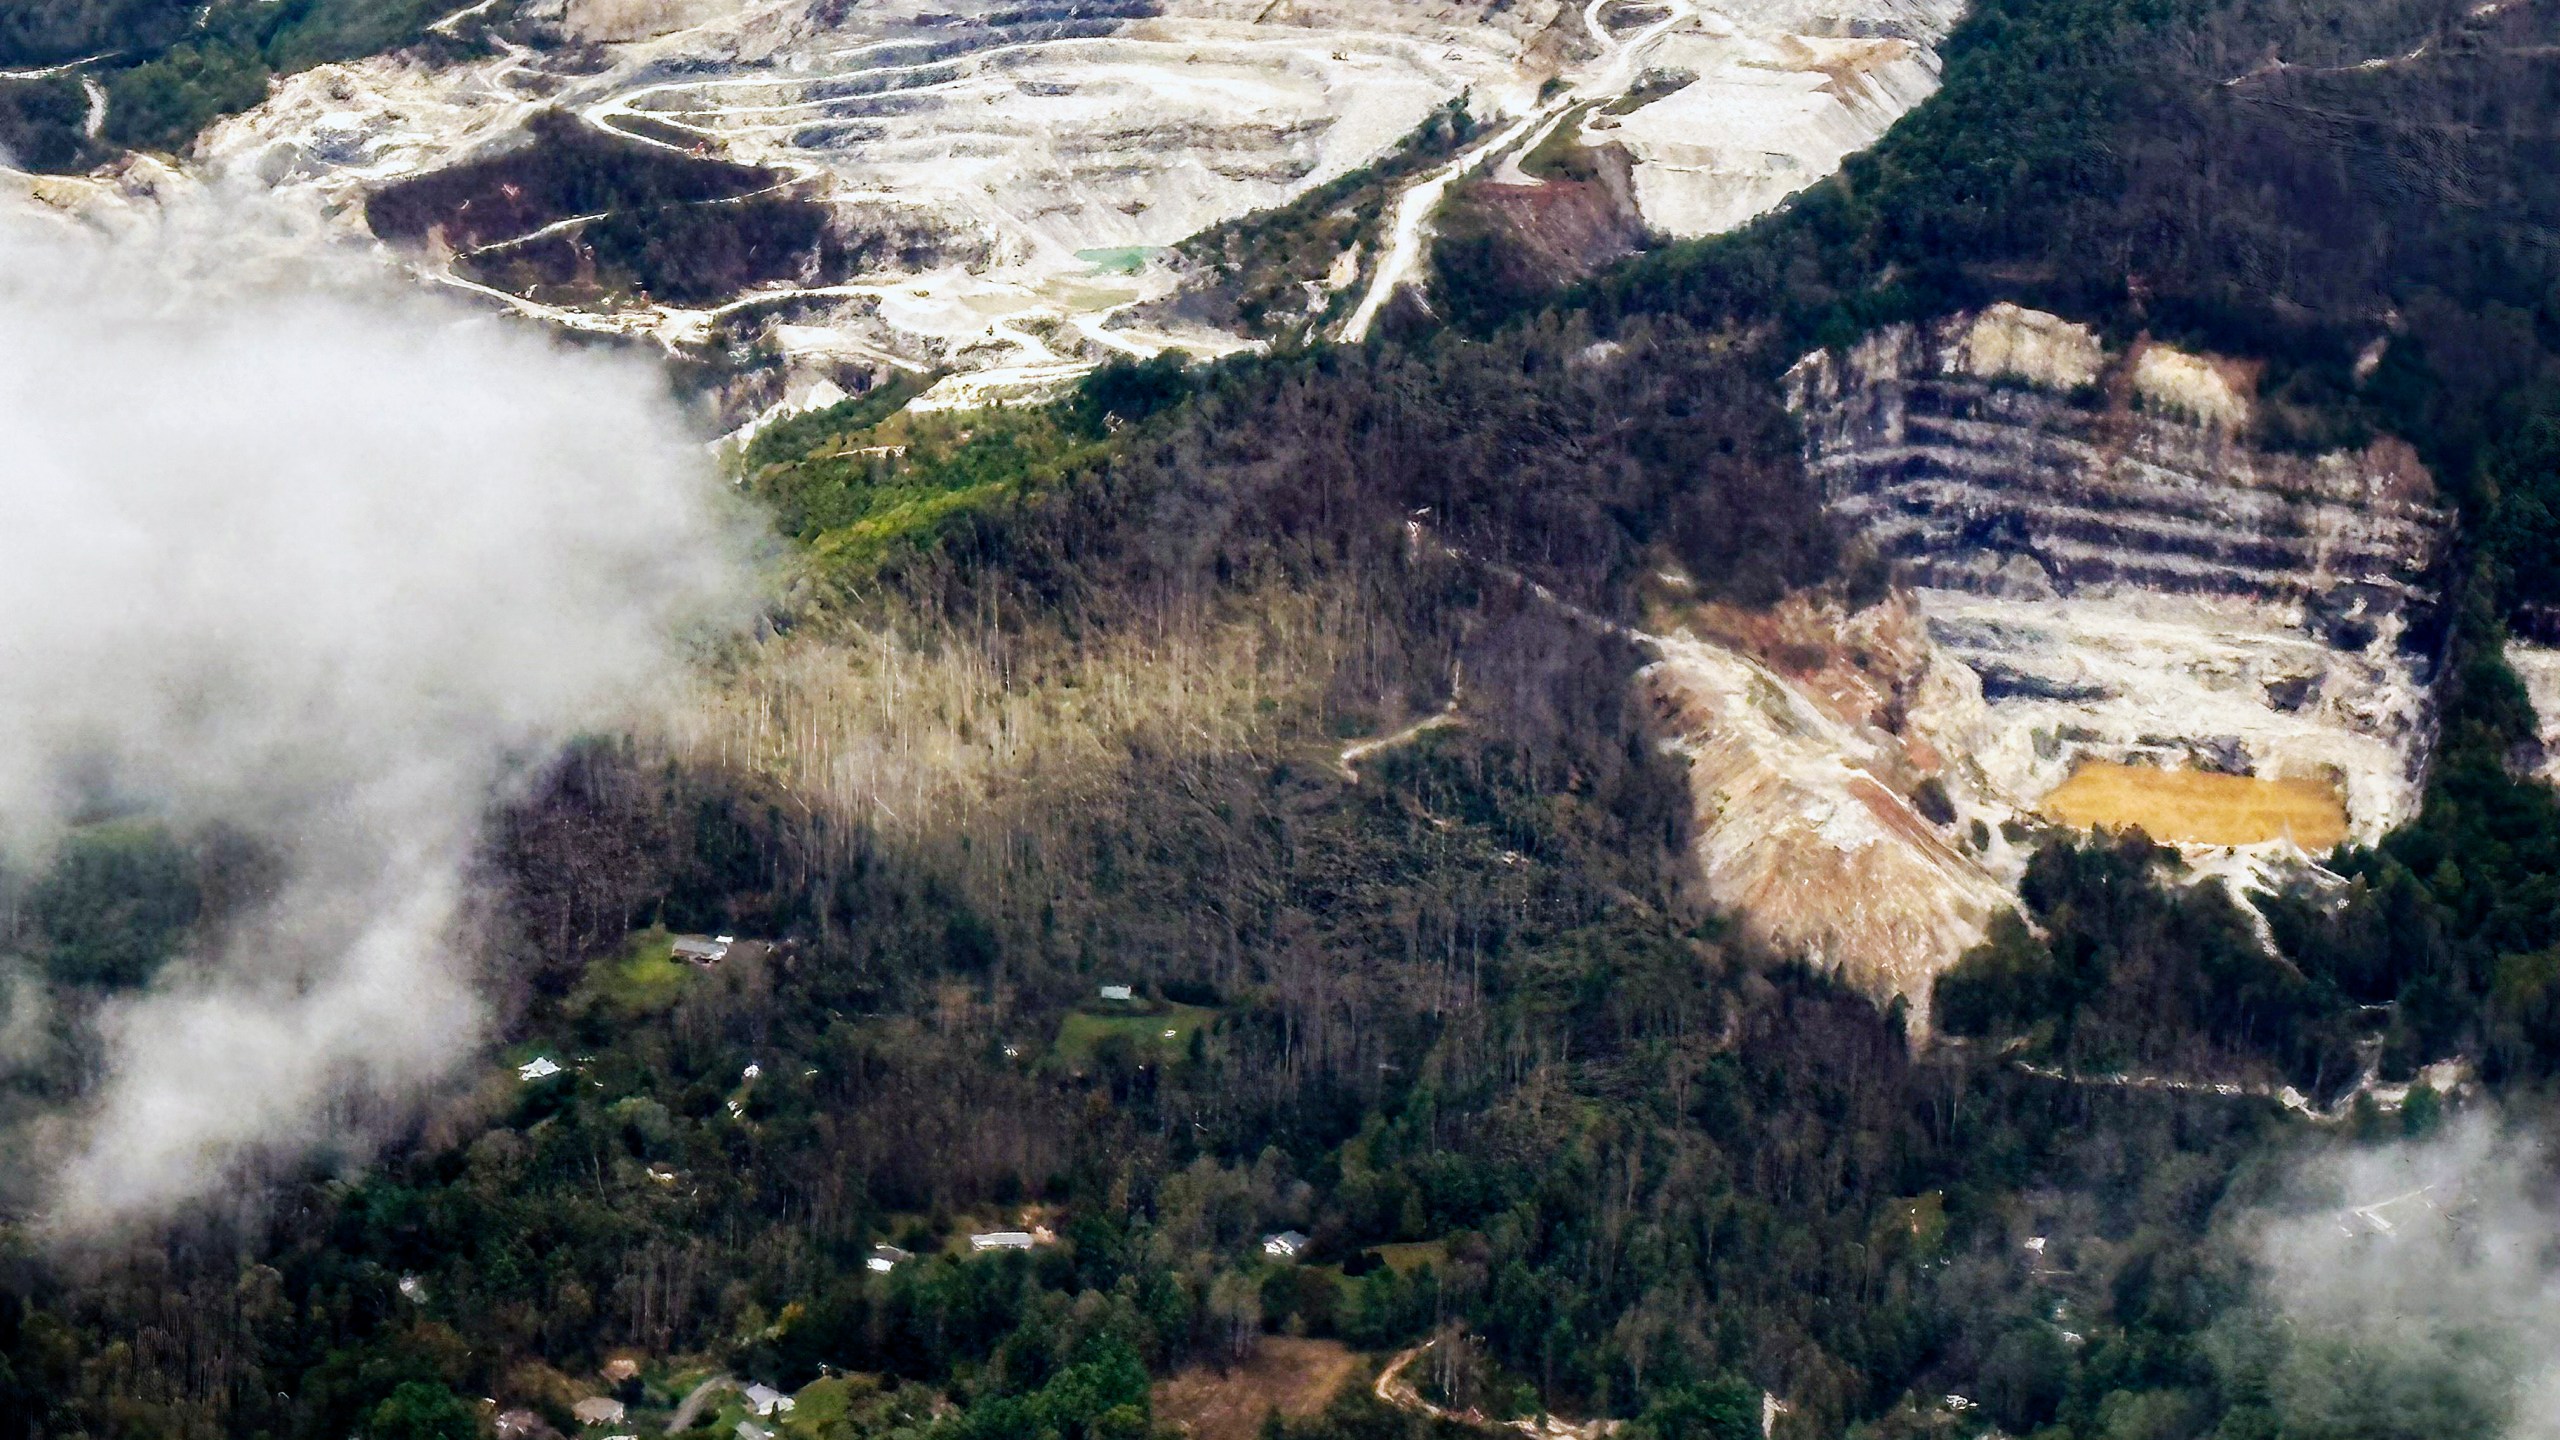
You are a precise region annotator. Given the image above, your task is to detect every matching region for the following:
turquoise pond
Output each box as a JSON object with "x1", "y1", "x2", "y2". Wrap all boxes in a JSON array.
[{"x1": 1074, "y1": 246, "x2": 1161, "y2": 275}]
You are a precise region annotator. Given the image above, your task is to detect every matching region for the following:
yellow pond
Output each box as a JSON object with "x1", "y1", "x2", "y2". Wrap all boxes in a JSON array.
[{"x1": 2038, "y1": 760, "x2": 2349, "y2": 850}]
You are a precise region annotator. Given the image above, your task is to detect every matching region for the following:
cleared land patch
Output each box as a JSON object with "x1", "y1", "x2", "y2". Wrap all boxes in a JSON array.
[
  {"x1": 2038, "y1": 761, "x2": 2348, "y2": 849},
  {"x1": 1368, "y1": 1240, "x2": 1449, "y2": 1275},
  {"x1": 1052, "y1": 1001, "x2": 1217, "y2": 1070},
  {"x1": 570, "y1": 927, "x2": 695, "y2": 1020},
  {"x1": 1153, "y1": 1337, "x2": 1360, "y2": 1440}
]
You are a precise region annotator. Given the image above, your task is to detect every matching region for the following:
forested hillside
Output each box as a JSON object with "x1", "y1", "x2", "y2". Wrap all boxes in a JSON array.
[
  {"x1": 0, "y1": 0, "x2": 453, "y2": 169},
  {"x1": 5, "y1": 0, "x2": 2560, "y2": 1437}
]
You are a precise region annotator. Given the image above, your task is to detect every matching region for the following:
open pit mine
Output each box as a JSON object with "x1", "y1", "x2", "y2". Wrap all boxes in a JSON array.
[
  {"x1": 8, "y1": 0, "x2": 1967, "y2": 429},
  {"x1": 1645, "y1": 305, "x2": 2452, "y2": 1033}
]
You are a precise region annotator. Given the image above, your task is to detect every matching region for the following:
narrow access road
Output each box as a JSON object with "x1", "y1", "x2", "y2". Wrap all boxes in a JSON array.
[
  {"x1": 1338, "y1": 0, "x2": 1692, "y2": 342},
  {"x1": 1375, "y1": 1340, "x2": 1623, "y2": 1439},
  {"x1": 666, "y1": 1375, "x2": 738, "y2": 1433}
]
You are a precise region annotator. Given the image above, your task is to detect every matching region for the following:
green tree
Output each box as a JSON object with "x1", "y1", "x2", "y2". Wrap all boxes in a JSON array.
[
  {"x1": 366, "y1": 1382, "x2": 477, "y2": 1440},
  {"x1": 1633, "y1": 1377, "x2": 1761, "y2": 1440}
]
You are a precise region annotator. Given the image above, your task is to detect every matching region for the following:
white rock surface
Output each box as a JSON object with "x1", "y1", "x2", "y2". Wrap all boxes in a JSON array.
[
  {"x1": 1789, "y1": 311, "x2": 2449, "y2": 846},
  {"x1": 1646, "y1": 618, "x2": 2016, "y2": 1035},
  {"x1": 1603, "y1": 0, "x2": 1963, "y2": 238},
  {"x1": 12, "y1": 0, "x2": 1969, "y2": 405},
  {"x1": 1637, "y1": 310, "x2": 2451, "y2": 1033},
  {"x1": 1913, "y1": 587, "x2": 2431, "y2": 840},
  {"x1": 2506, "y1": 640, "x2": 2560, "y2": 784},
  {"x1": 1947, "y1": 302, "x2": 2106, "y2": 391}
]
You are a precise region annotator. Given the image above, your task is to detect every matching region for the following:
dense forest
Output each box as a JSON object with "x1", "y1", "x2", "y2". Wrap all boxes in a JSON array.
[{"x1": 7, "y1": 0, "x2": 2560, "y2": 1437}]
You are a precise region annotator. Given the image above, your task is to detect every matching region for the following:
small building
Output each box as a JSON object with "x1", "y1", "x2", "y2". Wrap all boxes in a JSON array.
[
  {"x1": 971, "y1": 1230, "x2": 1037, "y2": 1251},
  {"x1": 672, "y1": 934, "x2": 734, "y2": 966},
  {"x1": 398, "y1": 1274, "x2": 427, "y2": 1304},
  {"x1": 601, "y1": 1357, "x2": 641, "y2": 1384},
  {"x1": 742, "y1": 1383, "x2": 795, "y2": 1417},
  {"x1": 517, "y1": 1057, "x2": 564, "y2": 1083},
  {"x1": 494, "y1": 1411, "x2": 550, "y2": 1440},
  {"x1": 868, "y1": 1243, "x2": 913, "y2": 1273},
  {"x1": 1098, "y1": 984, "x2": 1133, "y2": 1002},
  {"x1": 1262, "y1": 1230, "x2": 1310, "y2": 1260},
  {"x1": 571, "y1": 1397, "x2": 626, "y2": 1427}
]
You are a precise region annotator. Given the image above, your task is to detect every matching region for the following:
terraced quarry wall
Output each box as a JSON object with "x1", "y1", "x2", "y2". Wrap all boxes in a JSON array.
[
  {"x1": 1786, "y1": 306, "x2": 2451, "y2": 845},
  {"x1": 1652, "y1": 307, "x2": 2451, "y2": 1033},
  {"x1": 102, "y1": 0, "x2": 1978, "y2": 423},
  {"x1": 1790, "y1": 316, "x2": 2444, "y2": 618}
]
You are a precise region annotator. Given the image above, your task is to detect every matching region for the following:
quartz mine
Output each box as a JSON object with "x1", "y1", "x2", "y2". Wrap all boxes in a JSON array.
[
  {"x1": 62, "y1": 0, "x2": 1976, "y2": 414},
  {"x1": 1650, "y1": 308, "x2": 2450, "y2": 1030},
  {"x1": 1786, "y1": 310, "x2": 2447, "y2": 847}
]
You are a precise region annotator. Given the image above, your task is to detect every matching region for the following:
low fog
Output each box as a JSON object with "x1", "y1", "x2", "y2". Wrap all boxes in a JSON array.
[
  {"x1": 0, "y1": 195, "x2": 758, "y2": 1231},
  {"x1": 2245, "y1": 1113, "x2": 2560, "y2": 1440}
]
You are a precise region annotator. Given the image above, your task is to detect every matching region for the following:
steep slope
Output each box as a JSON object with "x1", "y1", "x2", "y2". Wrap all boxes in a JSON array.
[
  {"x1": 1787, "y1": 305, "x2": 2450, "y2": 844},
  {"x1": 1597, "y1": 0, "x2": 1964, "y2": 237},
  {"x1": 0, "y1": 0, "x2": 1977, "y2": 423},
  {"x1": 1650, "y1": 306, "x2": 2452, "y2": 1030},
  {"x1": 1642, "y1": 593, "x2": 2015, "y2": 1035}
]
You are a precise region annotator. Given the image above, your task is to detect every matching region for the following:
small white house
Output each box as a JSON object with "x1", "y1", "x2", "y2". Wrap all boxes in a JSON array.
[
  {"x1": 517, "y1": 1057, "x2": 563, "y2": 1083},
  {"x1": 1262, "y1": 1230, "x2": 1310, "y2": 1260},
  {"x1": 742, "y1": 1383, "x2": 795, "y2": 1417},
  {"x1": 672, "y1": 934, "x2": 733, "y2": 966},
  {"x1": 868, "y1": 1243, "x2": 914, "y2": 1273},
  {"x1": 971, "y1": 1230, "x2": 1037, "y2": 1251},
  {"x1": 1098, "y1": 984, "x2": 1133, "y2": 1002}
]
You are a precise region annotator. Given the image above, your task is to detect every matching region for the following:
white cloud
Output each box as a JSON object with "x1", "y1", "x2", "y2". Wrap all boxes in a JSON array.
[
  {"x1": 0, "y1": 193, "x2": 760, "y2": 1228},
  {"x1": 2246, "y1": 1113, "x2": 2560, "y2": 1440}
]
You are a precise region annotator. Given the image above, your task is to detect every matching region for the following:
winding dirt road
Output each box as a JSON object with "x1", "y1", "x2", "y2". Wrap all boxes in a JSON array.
[
  {"x1": 1339, "y1": 0, "x2": 1695, "y2": 342},
  {"x1": 1374, "y1": 1340, "x2": 1623, "y2": 1439}
]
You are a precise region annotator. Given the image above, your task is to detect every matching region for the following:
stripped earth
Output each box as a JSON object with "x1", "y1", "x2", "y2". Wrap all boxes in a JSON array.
[{"x1": 5, "y1": 0, "x2": 1969, "y2": 430}]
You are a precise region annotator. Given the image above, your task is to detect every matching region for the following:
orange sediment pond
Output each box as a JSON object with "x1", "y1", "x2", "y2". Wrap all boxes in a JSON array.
[{"x1": 2038, "y1": 761, "x2": 2348, "y2": 850}]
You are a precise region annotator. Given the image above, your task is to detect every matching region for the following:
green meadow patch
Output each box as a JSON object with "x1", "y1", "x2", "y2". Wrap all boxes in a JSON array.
[
  {"x1": 746, "y1": 399, "x2": 1110, "y2": 581},
  {"x1": 570, "y1": 927, "x2": 695, "y2": 1021},
  {"x1": 1051, "y1": 1001, "x2": 1217, "y2": 1071}
]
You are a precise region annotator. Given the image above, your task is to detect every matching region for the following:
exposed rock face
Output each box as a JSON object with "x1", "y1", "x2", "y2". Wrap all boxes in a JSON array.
[
  {"x1": 561, "y1": 0, "x2": 737, "y2": 43},
  {"x1": 1788, "y1": 310, "x2": 2443, "y2": 622},
  {"x1": 1598, "y1": 0, "x2": 1965, "y2": 237},
  {"x1": 1643, "y1": 595, "x2": 2017, "y2": 1035},
  {"x1": 1782, "y1": 308, "x2": 2449, "y2": 842},
  {"x1": 1449, "y1": 142, "x2": 1649, "y2": 290},
  {"x1": 1652, "y1": 306, "x2": 2451, "y2": 1032},
  {"x1": 104, "y1": 0, "x2": 1970, "y2": 416},
  {"x1": 2506, "y1": 640, "x2": 2560, "y2": 784}
]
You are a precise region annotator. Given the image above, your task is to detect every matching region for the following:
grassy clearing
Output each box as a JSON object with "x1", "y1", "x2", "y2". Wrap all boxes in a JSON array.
[
  {"x1": 779, "y1": 1376, "x2": 852, "y2": 1436},
  {"x1": 746, "y1": 402, "x2": 1110, "y2": 580},
  {"x1": 2038, "y1": 761, "x2": 2348, "y2": 849},
  {"x1": 1369, "y1": 1240, "x2": 1449, "y2": 1276},
  {"x1": 1051, "y1": 1002, "x2": 1217, "y2": 1070},
  {"x1": 571, "y1": 928, "x2": 695, "y2": 1021},
  {"x1": 1152, "y1": 1338, "x2": 1362, "y2": 1440},
  {"x1": 1518, "y1": 101, "x2": 1602, "y2": 180}
]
